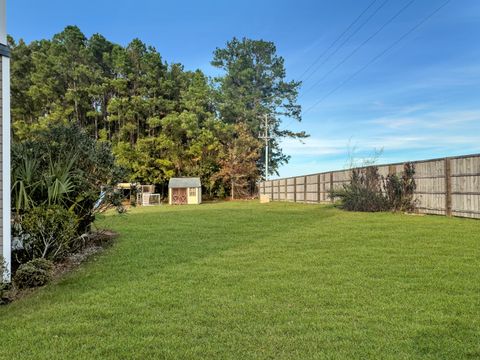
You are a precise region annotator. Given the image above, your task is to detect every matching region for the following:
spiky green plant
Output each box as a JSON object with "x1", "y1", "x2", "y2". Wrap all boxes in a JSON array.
[
  {"x1": 44, "y1": 155, "x2": 77, "y2": 207},
  {"x1": 11, "y1": 156, "x2": 40, "y2": 213}
]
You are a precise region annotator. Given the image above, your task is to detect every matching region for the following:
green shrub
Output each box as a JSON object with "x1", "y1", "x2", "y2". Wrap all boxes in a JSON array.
[
  {"x1": 0, "y1": 285, "x2": 8, "y2": 305},
  {"x1": 0, "y1": 257, "x2": 6, "y2": 279},
  {"x1": 333, "y1": 186, "x2": 389, "y2": 212},
  {"x1": 333, "y1": 163, "x2": 417, "y2": 213},
  {"x1": 0, "y1": 258, "x2": 10, "y2": 304},
  {"x1": 13, "y1": 258, "x2": 54, "y2": 289},
  {"x1": 332, "y1": 167, "x2": 388, "y2": 212},
  {"x1": 384, "y1": 162, "x2": 416, "y2": 212},
  {"x1": 12, "y1": 124, "x2": 123, "y2": 233},
  {"x1": 16, "y1": 206, "x2": 78, "y2": 262}
]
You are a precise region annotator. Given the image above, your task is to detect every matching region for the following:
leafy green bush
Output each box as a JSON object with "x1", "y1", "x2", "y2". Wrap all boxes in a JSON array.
[
  {"x1": 332, "y1": 167, "x2": 389, "y2": 212},
  {"x1": 384, "y1": 162, "x2": 416, "y2": 212},
  {"x1": 15, "y1": 206, "x2": 78, "y2": 263},
  {"x1": 0, "y1": 258, "x2": 10, "y2": 304},
  {"x1": 1, "y1": 257, "x2": 7, "y2": 279},
  {"x1": 12, "y1": 124, "x2": 123, "y2": 233},
  {"x1": 333, "y1": 164, "x2": 417, "y2": 213},
  {"x1": 13, "y1": 258, "x2": 54, "y2": 289}
]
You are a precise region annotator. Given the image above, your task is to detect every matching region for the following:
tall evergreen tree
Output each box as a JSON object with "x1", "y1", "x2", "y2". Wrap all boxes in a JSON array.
[
  {"x1": 211, "y1": 37, "x2": 308, "y2": 177},
  {"x1": 9, "y1": 28, "x2": 306, "y2": 198}
]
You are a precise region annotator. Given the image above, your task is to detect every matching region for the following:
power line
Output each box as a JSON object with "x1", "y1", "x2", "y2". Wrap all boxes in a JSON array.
[
  {"x1": 302, "y1": 0, "x2": 416, "y2": 97},
  {"x1": 300, "y1": 0, "x2": 390, "y2": 87},
  {"x1": 304, "y1": 0, "x2": 451, "y2": 114},
  {"x1": 285, "y1": 0, "x2": 391, "y2": 130},
  {"x1": 298, "y1": 0, "x2": 380, "y2": 82}
]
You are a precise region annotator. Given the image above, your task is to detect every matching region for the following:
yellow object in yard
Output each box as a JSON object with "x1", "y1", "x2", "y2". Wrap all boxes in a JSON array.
[{"x1": 259, "y1": 194, "x2": 270, "y2": 203}]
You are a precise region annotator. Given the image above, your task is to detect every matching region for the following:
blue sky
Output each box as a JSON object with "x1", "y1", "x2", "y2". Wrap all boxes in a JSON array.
[{"x1": 9, "y1": 0, "x2": 480, "y2": 177}]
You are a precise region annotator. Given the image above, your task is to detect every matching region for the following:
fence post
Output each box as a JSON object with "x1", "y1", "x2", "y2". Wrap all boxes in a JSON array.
[
  {"x1": 445, "y1": 158, "x2": 452, "y2": 216},
  {"x1": 293, "y1": 177, "x2": 297, "y2": 202},
  {"x1": 317, "y1": 174, "x2": 321, "y2": 203},
  {"x1": 388, "y1": 165, "x2": 396, "y2": 175},
  {"x1": 284, "y1": 178, "x2": 288, "y2": 201},
  {"x1": 278, "y1": 180, "x2": 280, "y2": 201},
  {"x1": 271, "y1": 181, "x2": 274, "y2": 201},
  {"x1": 304, "y1": 176, "x2": 307, "y2": 203},
  {"x1": 330, "y1": 172, "x2": 334, "y2": 203}
]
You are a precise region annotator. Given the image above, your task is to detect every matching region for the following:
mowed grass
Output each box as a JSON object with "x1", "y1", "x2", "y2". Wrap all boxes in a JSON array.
[{"x1": 1, "y1": 201, "x2": 479, "y2": 359}]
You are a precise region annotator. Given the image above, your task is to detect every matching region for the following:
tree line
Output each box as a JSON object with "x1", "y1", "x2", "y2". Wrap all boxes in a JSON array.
[{"x1": 9, "y1": 26, "x2": 307, "y2": 199}]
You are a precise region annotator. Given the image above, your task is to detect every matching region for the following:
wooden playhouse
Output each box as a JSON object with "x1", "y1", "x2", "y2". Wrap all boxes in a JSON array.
[{"x1": 168, "y1": 177, "x2": 202, "y2": 205}]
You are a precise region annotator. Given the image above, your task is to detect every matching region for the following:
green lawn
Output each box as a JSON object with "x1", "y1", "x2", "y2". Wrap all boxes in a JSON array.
[{"x1": 1, "y1": 201, "x2": 479, "y2": 359}]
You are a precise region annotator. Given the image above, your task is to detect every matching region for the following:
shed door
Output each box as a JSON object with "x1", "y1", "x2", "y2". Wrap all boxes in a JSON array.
[{"x1": 172, "y1": 188, "x2": 187, "y2": 205}]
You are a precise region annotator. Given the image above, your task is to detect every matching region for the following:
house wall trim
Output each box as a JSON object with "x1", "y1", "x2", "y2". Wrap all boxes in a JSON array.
[{"x1": 2, "y1": 55, "x2": 10, "y2": 281}]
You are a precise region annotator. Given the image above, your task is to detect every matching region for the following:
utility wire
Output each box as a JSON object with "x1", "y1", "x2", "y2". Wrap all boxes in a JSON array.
[
  {"x1": 286, "y1": 0, "x2": 388, "y2": 129},
  {"x1": 300, "y1": 0, "x2": 389, "y2": 87},
  {"x1": 298, "y1": 0, "x2": 379, "y2": 82},
  {"x1": 304, "y1": 0, "x2": 451, "y2": 114},
  {"x1": 302, "y1": 0, "x2": 416, "y2": 97}
]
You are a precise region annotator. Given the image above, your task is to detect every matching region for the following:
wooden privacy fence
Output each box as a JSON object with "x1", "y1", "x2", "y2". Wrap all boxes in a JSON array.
[{"x1": 259, "y1": 154, "x2": 480, "y2": 219}]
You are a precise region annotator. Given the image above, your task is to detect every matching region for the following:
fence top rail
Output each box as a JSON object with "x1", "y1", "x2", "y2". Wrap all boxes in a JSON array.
[{"x1": 260, "y1": 153, "x2": 480, "y2": 184}]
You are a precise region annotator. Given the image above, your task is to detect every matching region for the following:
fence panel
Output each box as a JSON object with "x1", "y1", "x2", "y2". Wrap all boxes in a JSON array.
[{"x1": 259, "y1": 154, "x2": 480, "y2": 219}]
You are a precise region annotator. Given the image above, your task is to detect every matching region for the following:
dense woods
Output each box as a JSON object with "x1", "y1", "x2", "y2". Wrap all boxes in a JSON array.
[
  {"x1": 9, "y1": 26, "x2": 305, "y2": 199},
  {"x1": 3, "y1": 26, "x2": 307, "y2": 288}
]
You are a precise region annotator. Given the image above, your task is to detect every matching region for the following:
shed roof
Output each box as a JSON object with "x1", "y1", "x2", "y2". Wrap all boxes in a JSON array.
[{"x1": 168, "y1": 177, "x2": 201, "y2": 188}]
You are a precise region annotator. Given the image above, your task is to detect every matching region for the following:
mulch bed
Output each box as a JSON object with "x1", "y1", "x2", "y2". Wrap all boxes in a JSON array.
[{"x1": 1, "y1": 230, "x2": 119, "y2": 305}]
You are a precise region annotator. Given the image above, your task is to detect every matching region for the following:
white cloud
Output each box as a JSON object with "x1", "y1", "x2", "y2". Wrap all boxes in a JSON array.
[
  {"x1": 281, "y1": 135, "x2": 424, "y2": 158},
  {"x1": 370, "y1": 117, "x2": 417, "y2": 129},
  {"x1": 280, "y1": 137, "x2": 347, "y2": 156},
  {"x1": 281, "y1": 133, "x2": 480, "y2": 159},
  {"x1": 369, "y1": 109, "x2": 480, "y2": 130}
]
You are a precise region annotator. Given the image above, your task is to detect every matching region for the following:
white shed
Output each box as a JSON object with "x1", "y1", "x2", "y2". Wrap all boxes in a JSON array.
[{"x1": 168, "y1": 178, "x2": 202, "y2": 205}]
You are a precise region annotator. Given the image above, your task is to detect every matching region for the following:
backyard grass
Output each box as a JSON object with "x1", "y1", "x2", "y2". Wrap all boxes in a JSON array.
[{"x1": 0, "y1": 201, "x2": 479, "y2": 359}]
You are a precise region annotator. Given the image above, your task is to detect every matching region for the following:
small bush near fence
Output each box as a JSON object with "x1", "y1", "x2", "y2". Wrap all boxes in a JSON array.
[
  {"x1": 332, "y1": 166, "x2": 388, "y2": 212},
  {"x1": 384, "y1": 163, "x2": 417, "y2": 212},
  {"x1": 333, "y1": 163, "x2": 416, "y2": 212}
]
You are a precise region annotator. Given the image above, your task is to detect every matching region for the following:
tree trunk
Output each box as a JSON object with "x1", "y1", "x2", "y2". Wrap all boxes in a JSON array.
[
  {"x1": 94, "y1": 115, "x2": 98, "y2": 140},
  {"x1": 73, "y1": 80, "x2": 80, "y2": 125}
]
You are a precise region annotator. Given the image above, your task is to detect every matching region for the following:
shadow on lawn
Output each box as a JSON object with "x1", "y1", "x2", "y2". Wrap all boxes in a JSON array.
[
  {"x1": 2, "y1": 203, "x2": 339, "y2": 308},
  {"x1": 100, "y1": 202, "x2": 338, "y2": 273}
]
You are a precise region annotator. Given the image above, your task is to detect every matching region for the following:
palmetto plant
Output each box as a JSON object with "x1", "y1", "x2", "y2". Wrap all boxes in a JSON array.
[
  {"x1": 12, "y1": 156, "x2": 40, "y2": 212},
  {"x1": 12, "y1": 124, "x2": 120, "y2": 235},
  {"x1": 12, "y1": 153, "x2": 78, "y2": 213},
  {"x1": 44, "y1": 156, "x2": 77, "y2": 207}
]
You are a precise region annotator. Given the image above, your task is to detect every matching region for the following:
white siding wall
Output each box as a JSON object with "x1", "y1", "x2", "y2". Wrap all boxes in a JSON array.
[
  {"x1": 0, "y1": 0, "x2": 10, "y2": 281},
  {"x1": 0, "y1": 56, "x2": 3, "y2": 265},
  {"x1": 187, "y1": 187, "x2": 201, "y2": 205}
]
